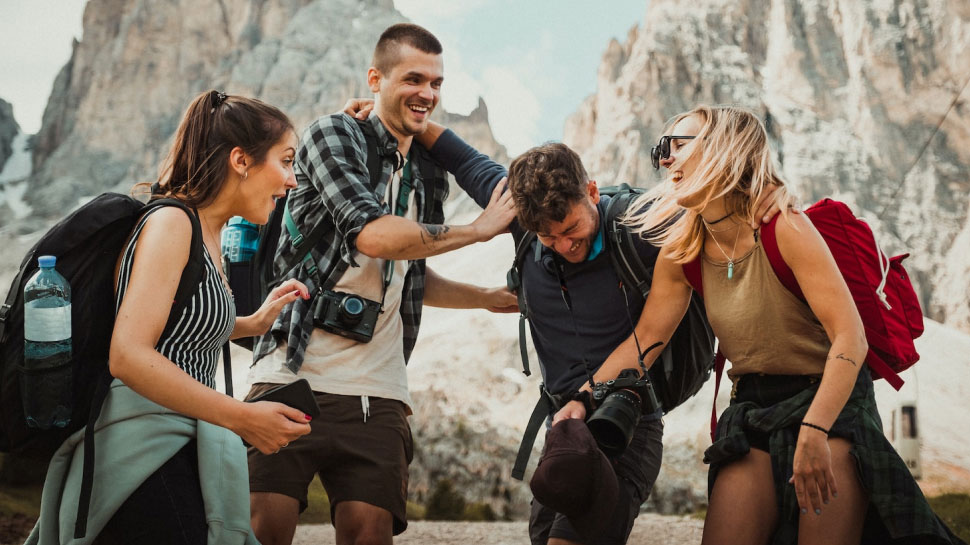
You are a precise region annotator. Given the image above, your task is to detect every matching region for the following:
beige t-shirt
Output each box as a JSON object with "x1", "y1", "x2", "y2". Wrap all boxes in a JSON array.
[{"x1": 249, "y1": 163, "x2": 416, "y2": 410}]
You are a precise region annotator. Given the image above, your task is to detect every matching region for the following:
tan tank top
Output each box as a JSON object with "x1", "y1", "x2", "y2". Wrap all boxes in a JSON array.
[{"x1": 700, "y1": 236, "x2": 830, "y2": 379}]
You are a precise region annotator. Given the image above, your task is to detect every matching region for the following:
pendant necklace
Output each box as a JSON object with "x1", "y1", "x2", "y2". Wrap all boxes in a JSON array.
[{"x1": 704, "y1": 220, "x2": 742, "y2": 279}]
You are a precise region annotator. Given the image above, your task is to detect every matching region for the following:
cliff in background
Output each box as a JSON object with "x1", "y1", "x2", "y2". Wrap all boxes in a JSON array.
[
  {"x1": 0, "y1": 99, "x2": 19, "y2": 175},
  {"x1": 565, "y1": 0, "x2": 970, "y2": 333},
  {"x1": 25, "y1": 0, "x2": 504, "y2": 221}
]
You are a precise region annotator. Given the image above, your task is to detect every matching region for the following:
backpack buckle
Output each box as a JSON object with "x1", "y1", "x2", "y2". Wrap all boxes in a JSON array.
[{"x1": 0, "y1": 303, "x2": 10, "y2": 324}]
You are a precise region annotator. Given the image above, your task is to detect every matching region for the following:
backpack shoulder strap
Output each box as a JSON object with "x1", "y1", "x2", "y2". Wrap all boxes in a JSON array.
[
  {"x1": 682, "y1": 257, "x2": 703, "y2": 297},
  {"x1": 603, "y1": 189, "x2": 651, "y2": 299},
  {"x1": 356, "y1": 118, "x2": 386, "y2": 189},
  {"x1": 508, "y1": 231, "x2": 537, "y2": 377},
  {"x1": 759, "y1": 214, "x2": 804, "y2": 300},
  {"x1": 143, "y1": 199, "x2": 206, "y2": 333},
  {"x1": 405, "y1": 142, "x2": 440, "y2": 223}
]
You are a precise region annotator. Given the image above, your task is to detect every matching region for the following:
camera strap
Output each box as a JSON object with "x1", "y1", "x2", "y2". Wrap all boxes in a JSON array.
[
  {"x1": 379, "y1": 153, "x2": 414, "y2": 310},
  {"x1": 619, "y1": 282, "x2": 661, "y2": 375}
]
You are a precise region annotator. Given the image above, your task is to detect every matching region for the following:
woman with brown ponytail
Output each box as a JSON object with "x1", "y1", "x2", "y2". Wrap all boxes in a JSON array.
[
  {"x1": 27, "y1": 90, "x2": 311, "y2": 545},
  {"x1": 553, "y1": 105, "x2": 964, "y2": 545}
]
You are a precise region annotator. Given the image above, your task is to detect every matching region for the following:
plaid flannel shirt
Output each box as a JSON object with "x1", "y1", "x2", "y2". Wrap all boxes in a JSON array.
[
  {"x1": 705, "y1": 370, "x2": 964, "y2": 544},
  {"x1": 252, "y1": 113, "x2": 448, "y2": 372}
]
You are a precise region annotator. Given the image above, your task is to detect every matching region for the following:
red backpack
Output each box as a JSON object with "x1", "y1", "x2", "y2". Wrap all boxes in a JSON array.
[{"x1": 683, "y1": 199, "x2": 925, "y2": 437}]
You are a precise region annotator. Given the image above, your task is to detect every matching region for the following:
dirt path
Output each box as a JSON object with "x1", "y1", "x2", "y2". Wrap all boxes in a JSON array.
[{"x1": 293, "y1": 513, "x2": 705, "y2": 544}]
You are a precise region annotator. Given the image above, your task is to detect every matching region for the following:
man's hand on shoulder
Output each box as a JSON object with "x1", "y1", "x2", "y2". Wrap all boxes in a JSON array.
[
  {"x1": 341, "y1": 98, "x2": 374, "y2": 120},
  {"x1": 470, "y1": 177, "x2": 516, "y2": 241}
]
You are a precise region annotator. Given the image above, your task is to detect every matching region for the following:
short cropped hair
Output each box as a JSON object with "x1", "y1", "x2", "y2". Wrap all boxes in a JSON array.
[
  {"x1": 507, "y1": 143, "x2": 589, "y2": 232},
  {"x1": 372, "y1": 23, "x2": 443, "y2": 74}
]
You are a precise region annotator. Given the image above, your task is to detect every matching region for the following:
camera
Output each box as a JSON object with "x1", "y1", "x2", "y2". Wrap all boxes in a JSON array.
[
  {"x1": 312, "y1": 289, "x2": 381, "y2": 343},
  {"x1": 586, "y1": 368, "x2": 660, "y2": 458}
]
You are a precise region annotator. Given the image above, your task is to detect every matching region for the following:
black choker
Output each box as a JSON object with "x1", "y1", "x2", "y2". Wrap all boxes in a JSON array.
[{"x1": 702, "y1": 211, "x2": 733, "y2": 225}]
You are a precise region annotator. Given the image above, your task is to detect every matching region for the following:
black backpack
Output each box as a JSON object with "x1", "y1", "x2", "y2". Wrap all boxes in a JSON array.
[
  {"x1": 226, "y1": 118, "x2": 437, "y2": 347},
  {"x1": 509, "y1": 184, "x2": 715, "y2": 479},
  {"x1": 0, "y1": 193, "x2": 224, "y2": 538}
]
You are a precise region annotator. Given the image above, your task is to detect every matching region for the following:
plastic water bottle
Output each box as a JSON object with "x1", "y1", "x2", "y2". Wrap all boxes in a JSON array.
[
  {"x1": 22, "y1": 255, "x2": 73, "y2": 429},
  {"x1": 221, "y1": 217, "x2": 260, "y2": 263}
]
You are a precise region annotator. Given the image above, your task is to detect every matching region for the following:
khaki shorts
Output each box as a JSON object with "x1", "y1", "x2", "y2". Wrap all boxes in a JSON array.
[{"x1": 246, "y1": 384, "x2": 413, "y2": 535}]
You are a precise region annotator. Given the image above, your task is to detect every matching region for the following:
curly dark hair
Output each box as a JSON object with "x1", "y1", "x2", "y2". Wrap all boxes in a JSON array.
[{"x1": 507, "y1": 143, "x2": 589, "y2": 232}]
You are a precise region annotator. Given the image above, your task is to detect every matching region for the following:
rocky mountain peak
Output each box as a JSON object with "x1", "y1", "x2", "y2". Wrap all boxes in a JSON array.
[
  {"x1": 24, "y1": 0, "x2": 506, "y2": 219},
  {"x1": 564, "y1": 0, "x2": 970, "y2": 333},
  {"x1": 0, "y1": 98, "x2": 19, "y2": 174}
]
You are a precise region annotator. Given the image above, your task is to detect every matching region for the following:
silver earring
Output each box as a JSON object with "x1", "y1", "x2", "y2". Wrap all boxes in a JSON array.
[{"x1": 244, "y1": 170, "x2": 248, "y2": 179}]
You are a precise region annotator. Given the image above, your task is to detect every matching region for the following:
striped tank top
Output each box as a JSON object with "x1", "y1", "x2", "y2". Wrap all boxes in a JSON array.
[{"x1": 115, "y1": 207, "x2": 235, "y2": 389}]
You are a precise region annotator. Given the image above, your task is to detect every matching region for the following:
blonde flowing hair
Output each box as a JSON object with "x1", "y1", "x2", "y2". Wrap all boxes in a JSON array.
[{"x1": 625, "y1": 105, "x2": 796, "y2": 263}]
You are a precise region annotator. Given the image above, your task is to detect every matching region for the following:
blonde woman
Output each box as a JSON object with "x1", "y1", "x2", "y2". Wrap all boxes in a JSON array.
[{"x1": 552, "y1": 105, "x2": 964, "y2": 545}]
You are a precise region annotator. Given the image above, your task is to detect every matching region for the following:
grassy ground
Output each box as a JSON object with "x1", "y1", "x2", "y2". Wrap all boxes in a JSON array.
[{"x1": 928, "y1": 493, "x2": 970, "y2": 542}]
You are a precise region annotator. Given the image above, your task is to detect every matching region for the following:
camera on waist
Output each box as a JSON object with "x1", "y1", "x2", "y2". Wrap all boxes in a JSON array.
[
  {"x1": 586, "y1": 368, "x2": 661, "y2": 458},
  {"x1": 312, "y1": 289, "x2": 381, "y2": 343}
]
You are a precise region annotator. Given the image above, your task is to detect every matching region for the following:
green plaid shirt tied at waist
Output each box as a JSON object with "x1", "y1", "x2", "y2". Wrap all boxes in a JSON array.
[
  {"x1": 705, "y1": 369, "x2": 965, "y2": 544},
  {"x1": 253, "y1": 113, "x2": 448, "y2": 372}
]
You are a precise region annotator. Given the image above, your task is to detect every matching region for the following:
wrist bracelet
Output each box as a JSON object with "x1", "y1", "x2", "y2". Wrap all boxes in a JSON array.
[{"x1": 800, "y1": 421, "x2": 829, "y2": 435}]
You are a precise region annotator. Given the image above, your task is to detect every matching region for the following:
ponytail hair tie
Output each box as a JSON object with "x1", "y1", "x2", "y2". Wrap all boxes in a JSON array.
[{"x1": 210, "y1": 91, "x2": 229, "y2": 113}]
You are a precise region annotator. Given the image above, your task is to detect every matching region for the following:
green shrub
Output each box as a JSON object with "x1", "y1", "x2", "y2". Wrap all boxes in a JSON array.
[
  {"x1": 424, "y1": 479, "x2": 466, "y2": 520},
  {"x1": 406, "y1": 501, "x2": 426, "y2": 521},
  {"x1": 462, "y1": 502, "x2": 497, "y2": 521},
  {"x1": 298, "y1": 476, "x2": 331, "y2": 524},
  {"x1": 928, "y1": 493, "x2": 970, "y2": 542}
]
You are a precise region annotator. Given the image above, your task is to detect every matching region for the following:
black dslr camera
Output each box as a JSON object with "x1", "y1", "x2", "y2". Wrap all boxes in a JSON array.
[
  {"x1": 312, "y1": 289, "x2": 381, "y2": 343},
  {"x1": 586, "y1": 368, "x2": 661, "y2": 458}
]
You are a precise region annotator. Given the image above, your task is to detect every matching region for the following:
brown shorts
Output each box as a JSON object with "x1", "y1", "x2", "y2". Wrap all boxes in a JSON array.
[{"x1": 245, "y1": 383, "x2": 413, "y2": 535}]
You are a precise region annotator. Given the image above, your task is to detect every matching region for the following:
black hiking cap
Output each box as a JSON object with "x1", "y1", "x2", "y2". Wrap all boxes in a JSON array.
[{"x1": 529, "y1": 418, "x2": 618, "y2": 540}]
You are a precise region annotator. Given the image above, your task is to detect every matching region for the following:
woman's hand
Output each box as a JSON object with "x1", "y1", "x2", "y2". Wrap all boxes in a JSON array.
[
  {"x1": 231, "y1": 400, "x2": 312, "y2": 455},
  {"x1": 552, "y1": 400, "x2": 587, "y2": 426},
  {"x1": 233, "y1": 279, "x2": 309, "y2": 339},
  {"x1": 789, "y1": 427, "x2": 838, "y2": 516},
  {"x1": 342, "y1": 98, "x2": 375, "y2": 120}
]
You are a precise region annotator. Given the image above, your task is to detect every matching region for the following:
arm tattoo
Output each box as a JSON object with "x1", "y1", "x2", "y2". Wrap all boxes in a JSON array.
[
  {"x1": 420, "y1": 224, "x2": 450, "y2": 246},
  {"x1": 827, "y1": 353, "x2": 859, "y2": 367}
]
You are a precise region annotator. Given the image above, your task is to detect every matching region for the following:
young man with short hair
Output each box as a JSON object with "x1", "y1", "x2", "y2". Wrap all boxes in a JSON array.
[
  {"x1": 247, "y1": 24, "x2": 516, "y2": 545},
  {"x1": 424, "y1": 133, "x2": 672, "y2": 545}
]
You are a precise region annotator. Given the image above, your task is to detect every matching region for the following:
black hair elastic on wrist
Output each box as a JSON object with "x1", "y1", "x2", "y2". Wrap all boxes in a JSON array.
[{"x1": 800, "y1": 421, "x2": 829, "y2": 435}]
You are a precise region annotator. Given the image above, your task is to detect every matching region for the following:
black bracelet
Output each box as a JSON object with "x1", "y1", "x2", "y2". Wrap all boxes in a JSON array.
[{"x1": 800, "y1": 421, "x2": 829, "y2": 435}]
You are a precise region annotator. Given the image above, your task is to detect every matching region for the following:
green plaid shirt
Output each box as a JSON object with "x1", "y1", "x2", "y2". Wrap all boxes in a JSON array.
[{"x1": 253, "y1": 113, "x2": 448, "y2": 372}]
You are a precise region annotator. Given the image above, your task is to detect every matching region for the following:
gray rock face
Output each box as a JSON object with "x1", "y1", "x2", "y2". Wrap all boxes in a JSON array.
[
  {"x1": 564, "y1": 0, "x2": 970, "y2": 333},
  {"x1": 0, "y1": 98, "x2": 19, "y2": 175},
  {"x1": 28, "y1": 0, "x2": 504, "y2": 218}
]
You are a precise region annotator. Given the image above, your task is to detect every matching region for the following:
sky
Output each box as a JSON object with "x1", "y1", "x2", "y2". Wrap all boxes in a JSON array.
[{"x1": 0, "y1": 0, "x2": 646, "y2": 155}]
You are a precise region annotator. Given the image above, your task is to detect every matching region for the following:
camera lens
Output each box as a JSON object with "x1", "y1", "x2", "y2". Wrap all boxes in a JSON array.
[
  {"x1": 339, "y1": 295, "x2": 365, "y2": 325},
  {"x1": 586, "y1": 389, "x2": 641, "y2": 458}
]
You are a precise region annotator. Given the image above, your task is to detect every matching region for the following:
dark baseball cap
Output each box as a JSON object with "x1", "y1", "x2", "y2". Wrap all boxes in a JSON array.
[{"x1": 529, "y1": 419, "x2": 619, "y2": 540}]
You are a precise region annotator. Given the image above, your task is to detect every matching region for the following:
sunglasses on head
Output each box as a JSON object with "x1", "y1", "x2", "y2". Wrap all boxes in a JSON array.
[{"x1": 650, "y1": 135, "x2": 696, "y2": 170}]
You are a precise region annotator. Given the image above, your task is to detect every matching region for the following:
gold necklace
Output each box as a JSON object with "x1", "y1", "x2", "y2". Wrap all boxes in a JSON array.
[{"x1": 704, "y1": 222, "x2": 742, "y2": 279}]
